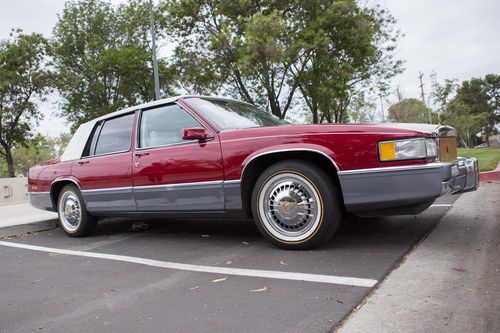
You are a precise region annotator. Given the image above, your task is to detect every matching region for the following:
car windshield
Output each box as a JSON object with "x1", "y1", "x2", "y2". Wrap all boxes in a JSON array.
[{"x1": 184, "y1": 97, "x2": 288, "y2": 131}]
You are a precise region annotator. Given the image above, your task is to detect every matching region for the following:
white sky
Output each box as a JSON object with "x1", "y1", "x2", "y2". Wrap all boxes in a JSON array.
[{"x1": 1, "y1": 0, "x2": 499, "y2": 136}]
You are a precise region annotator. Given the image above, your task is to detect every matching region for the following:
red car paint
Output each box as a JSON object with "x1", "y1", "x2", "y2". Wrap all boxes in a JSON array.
[{"x1": 29, "y1": 99, "x2": 432, "y2": 195}]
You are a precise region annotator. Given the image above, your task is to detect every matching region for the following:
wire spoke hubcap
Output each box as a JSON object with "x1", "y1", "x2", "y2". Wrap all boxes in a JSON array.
[
  {"x1": 59, "y1": 192, "x2": 82, "y2": 232},
  {"x1": 259, "y1": 173, "x2": 321, "y2": 241}
]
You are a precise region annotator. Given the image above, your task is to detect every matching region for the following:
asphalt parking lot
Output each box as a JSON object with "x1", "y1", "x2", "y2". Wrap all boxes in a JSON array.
[{"x1": 0, "y1": 195, "x2": 458, "y2": 333}]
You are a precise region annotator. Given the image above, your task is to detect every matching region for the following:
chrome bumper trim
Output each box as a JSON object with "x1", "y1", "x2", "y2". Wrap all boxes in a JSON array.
[
  {"x1": 462, "y1": 157, "x2": 480, "y2": 192},
  {"x1": 338, "y1": 162, "x2": 445, "y2": 176},
  {"x1": 441, "y1": 157, "x2": 479, "y2": 195}
]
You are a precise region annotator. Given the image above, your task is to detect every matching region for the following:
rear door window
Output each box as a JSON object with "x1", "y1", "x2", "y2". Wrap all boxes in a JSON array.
[{"x1": 92, "y1": 113, "x2": 135, "y2": 156}]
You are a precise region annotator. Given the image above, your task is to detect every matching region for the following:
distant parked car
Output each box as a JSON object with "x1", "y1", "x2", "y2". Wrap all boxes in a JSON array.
[
  {"x1": 28, "y1": 96, "x2": 479, "y2": 249},
  {"x1": 474, "y1": 143, "x2": 488, "y2": 148}
]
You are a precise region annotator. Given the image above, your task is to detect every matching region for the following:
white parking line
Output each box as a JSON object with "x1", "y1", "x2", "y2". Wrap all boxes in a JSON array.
[
  {"x1": 429, "y1": 204, "x2": 453, "y2": 208},
  {"x1": 0, "y1": 241, "x2": 377, "y2": 288}
]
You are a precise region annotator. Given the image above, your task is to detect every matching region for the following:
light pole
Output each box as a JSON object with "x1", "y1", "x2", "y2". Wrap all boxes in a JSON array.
[
  {"x1": 149, "y1": 0, "x2": 160, "y2": 100},
  {"x1": 379, "y1": 95, "x2": 385, "y2": 122}
]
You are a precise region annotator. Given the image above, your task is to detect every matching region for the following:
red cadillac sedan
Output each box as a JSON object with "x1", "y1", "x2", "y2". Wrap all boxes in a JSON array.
[{"x1": 28, "y1": 96, "x2": 479, "y2": 249}]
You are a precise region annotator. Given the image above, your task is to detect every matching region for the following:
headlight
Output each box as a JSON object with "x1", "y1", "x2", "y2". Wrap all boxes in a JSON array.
[
  {"x1": 379, "y1": 138, "x2": 437, "y2": 161},
  {"x1": 425, "y1": 138, "x2": 437, "y2": 158}
]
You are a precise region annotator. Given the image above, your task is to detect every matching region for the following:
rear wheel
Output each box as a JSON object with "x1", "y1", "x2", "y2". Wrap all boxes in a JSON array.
[
  {"x1": 251, "y1": 160, "x2": 342, "y2": 249},
  {"x1": 57, "y1": 184, "x2": 97, "y2": 237}
]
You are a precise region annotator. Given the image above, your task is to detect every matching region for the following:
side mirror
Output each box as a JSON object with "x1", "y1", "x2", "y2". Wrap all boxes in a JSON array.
[{"x1": 182, "y1": 127, "x2": 214, "y2": 141}]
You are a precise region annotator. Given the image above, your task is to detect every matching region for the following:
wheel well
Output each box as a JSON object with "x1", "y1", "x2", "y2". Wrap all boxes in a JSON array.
[
  {"x1": 50, "y1": 180, "x2": 78, "y2": 211},
  {"x1": 240, "y1": 151, "x2": 344, "y2": 217}
]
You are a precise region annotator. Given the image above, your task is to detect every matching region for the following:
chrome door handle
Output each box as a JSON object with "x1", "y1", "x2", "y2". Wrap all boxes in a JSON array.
[
  {"x1": 134, "y1": 152, "x2": 150, "y2": 158},
  {"x1": 77, "y1": 160, "x2": 90, "y2": 165}
]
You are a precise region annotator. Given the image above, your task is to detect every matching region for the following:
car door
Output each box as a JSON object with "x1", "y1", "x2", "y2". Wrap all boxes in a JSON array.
[
  {"x1": 132, "y1": 103, "x2": 224, "y2": 211},
  {"x1": 71, "y1": 112, "x2": 137, "y2": 213}
]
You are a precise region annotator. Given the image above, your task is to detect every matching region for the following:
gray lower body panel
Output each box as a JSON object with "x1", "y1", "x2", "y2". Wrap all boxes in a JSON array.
[
  {"x1": 28, "y1": 192, "x2": 54, "y2": 212},
  {"x1": 133, "y1": 182, "x2": 225, "y2": 212},
  {"x1": 29, "y1": 181, "x2": 235, "y2": 215},
  {"x1": 338, "y1": 160, "x2": 479, "y2": 217},
  {"x1": 223, "y1": 181, "x2": 243, "y2": 210},
  {"x1": 82, "y1": 187, "x2": 135, "y2": 213}
]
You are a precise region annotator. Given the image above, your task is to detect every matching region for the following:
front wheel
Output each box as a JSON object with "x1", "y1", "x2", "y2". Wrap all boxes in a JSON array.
[
  {"x1": 57, "y1": 184, "x2": 97, "y2": 237},
  {"x1": 251, "y1": 160, "x2": 342, "y2": 249}
]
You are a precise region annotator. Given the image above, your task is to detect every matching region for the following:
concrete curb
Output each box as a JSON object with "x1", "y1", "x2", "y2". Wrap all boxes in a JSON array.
[{"x1": 0, "y1": 219, "x2": 57, "y2": 238}]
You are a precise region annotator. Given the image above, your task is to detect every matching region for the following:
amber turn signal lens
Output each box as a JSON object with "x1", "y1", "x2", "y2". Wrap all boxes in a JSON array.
[{"x1": 379, "y1": 142, "x2": 396, "y2": 161}]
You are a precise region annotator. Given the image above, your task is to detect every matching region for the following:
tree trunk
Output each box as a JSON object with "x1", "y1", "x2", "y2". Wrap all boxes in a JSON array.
[
  {"x1": 485, "y1": 115, "x2": 494, "y2": 146},
  {"x1": 312, "y1": 108, "x2": 319, "y2": 124},
  {"x1": 5, "y1": 146, "x2": 15, "y2": 177},
  {"x1": 269, "y1": 98, "x2": 282, "y2": 118}
]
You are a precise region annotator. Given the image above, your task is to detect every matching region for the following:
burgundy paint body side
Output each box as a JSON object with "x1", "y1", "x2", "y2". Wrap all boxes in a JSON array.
[
  {"x1": 71, "y1": 152, "x2": 134, "y2": 190},
  {"x1": 132, "y1": 140, "x2": 224, "y2": 186},
  {"x1": 64, "y1": 110, "x2": 139, "y2": 191},
  {"x1": 217, "y1": 125, "x2": 430, "y2": 181},
  {"x1": 30, "y1": 161, "x2": 74, "y2": 192},
  {"x1": 29, "y1": 98, "x2": 434, "y2": 197}
]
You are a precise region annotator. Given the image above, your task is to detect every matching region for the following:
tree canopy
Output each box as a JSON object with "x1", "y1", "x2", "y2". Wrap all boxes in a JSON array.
[
  {"x1": 0, "y1": 31, "x2": 54, "y2": 177},
  {"x1": 53, "y1": 0, "x2": 176, "y2": 130},
  {"x1": 162, "y1": 0, "x2": 401, "y2": 122},
  {"x1": 387, "y1": 98, "x2": 429, "y2": 123},
  {"x1": 438, "y1": 74, "x2": 500, "y2": 147}
]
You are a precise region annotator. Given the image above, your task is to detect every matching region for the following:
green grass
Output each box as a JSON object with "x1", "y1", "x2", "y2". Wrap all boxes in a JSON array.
[{"x1": 457, "y1": 147, "x2": 500, "y2": 172}]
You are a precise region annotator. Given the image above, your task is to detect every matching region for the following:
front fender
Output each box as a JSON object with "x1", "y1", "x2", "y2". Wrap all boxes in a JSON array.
[{"x1": 240, "y1": 143, "x2": 340, "y2": 177}]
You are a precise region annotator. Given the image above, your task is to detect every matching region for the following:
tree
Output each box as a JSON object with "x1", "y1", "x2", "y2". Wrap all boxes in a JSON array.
[
  {"x1": 348, "y1": 91, "x2": 378, "y2": 123},
  {"x1": 164, "y1": 1, "x2": 298, "y2": 118},
  {"x1": 0, "y1": 31, "x2": 53, "y2": 177},
  {"x1": 295, "y1": 1, "x2": 402, "y2": 123},
  {"x1": 441, "y1": 98, "x2": 485, "y2": 148},
  {"x1": 388, "y1": 98, "x2": 429, "y2": 123},
  {"x1": 482, "y1": 74, "x2": 500, "y2": 145},
  {"x1": 163, "y1": 0, "x2": 401, "y2": 122},
  {"x1": 439, "y1": 75, "x2": 499, "y2": 147},
  {"x1": 13, "y1": 135, "x2": 57, "y2": 176},
  {"x1": 431, "y1": 75, "x2": 458, "y2": 116},
  {"x1": 53, "y1": 0, "x2": 176, "y2": 130},
  {"x1": 0, "y1": 134, "x2": 58, "y2": 177},
  {"x1": 55, "y1": 132, "x2": 72, "y2": 156}
]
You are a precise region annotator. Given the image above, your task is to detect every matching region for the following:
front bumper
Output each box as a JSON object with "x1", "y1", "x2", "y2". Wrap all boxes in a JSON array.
[
  {"x1": 442, "y1": 157, "x2": 480, "y2": 194},
  {"x1": 338, "y1": 158, "x2": 480, "y2": 217}
]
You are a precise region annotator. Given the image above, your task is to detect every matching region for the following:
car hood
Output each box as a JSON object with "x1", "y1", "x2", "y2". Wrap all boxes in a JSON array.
[
  {"x1": 219, "y1": 122, "x2": 455, "y2": 141},
  {"x1": 373, "y1": 123, "x2": 456, "y2": 137}
]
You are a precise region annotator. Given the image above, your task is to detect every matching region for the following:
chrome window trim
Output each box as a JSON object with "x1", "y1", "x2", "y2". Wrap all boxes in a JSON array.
[
  {"x1": 90, "y1": 111, "x2": 136, "y2": 159},
  {"x1": 338, "y1": 163, "x2": 446, "y2": 176},
  {"x1": 135, "y1": 140, "x2": 208, "y2": 152},
  {"x1": 79, "y1": 149, "x2": 131, "y2": 160},
  {"x1": 135, "y1": 102, "x2": 213, "y2": 151}
]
